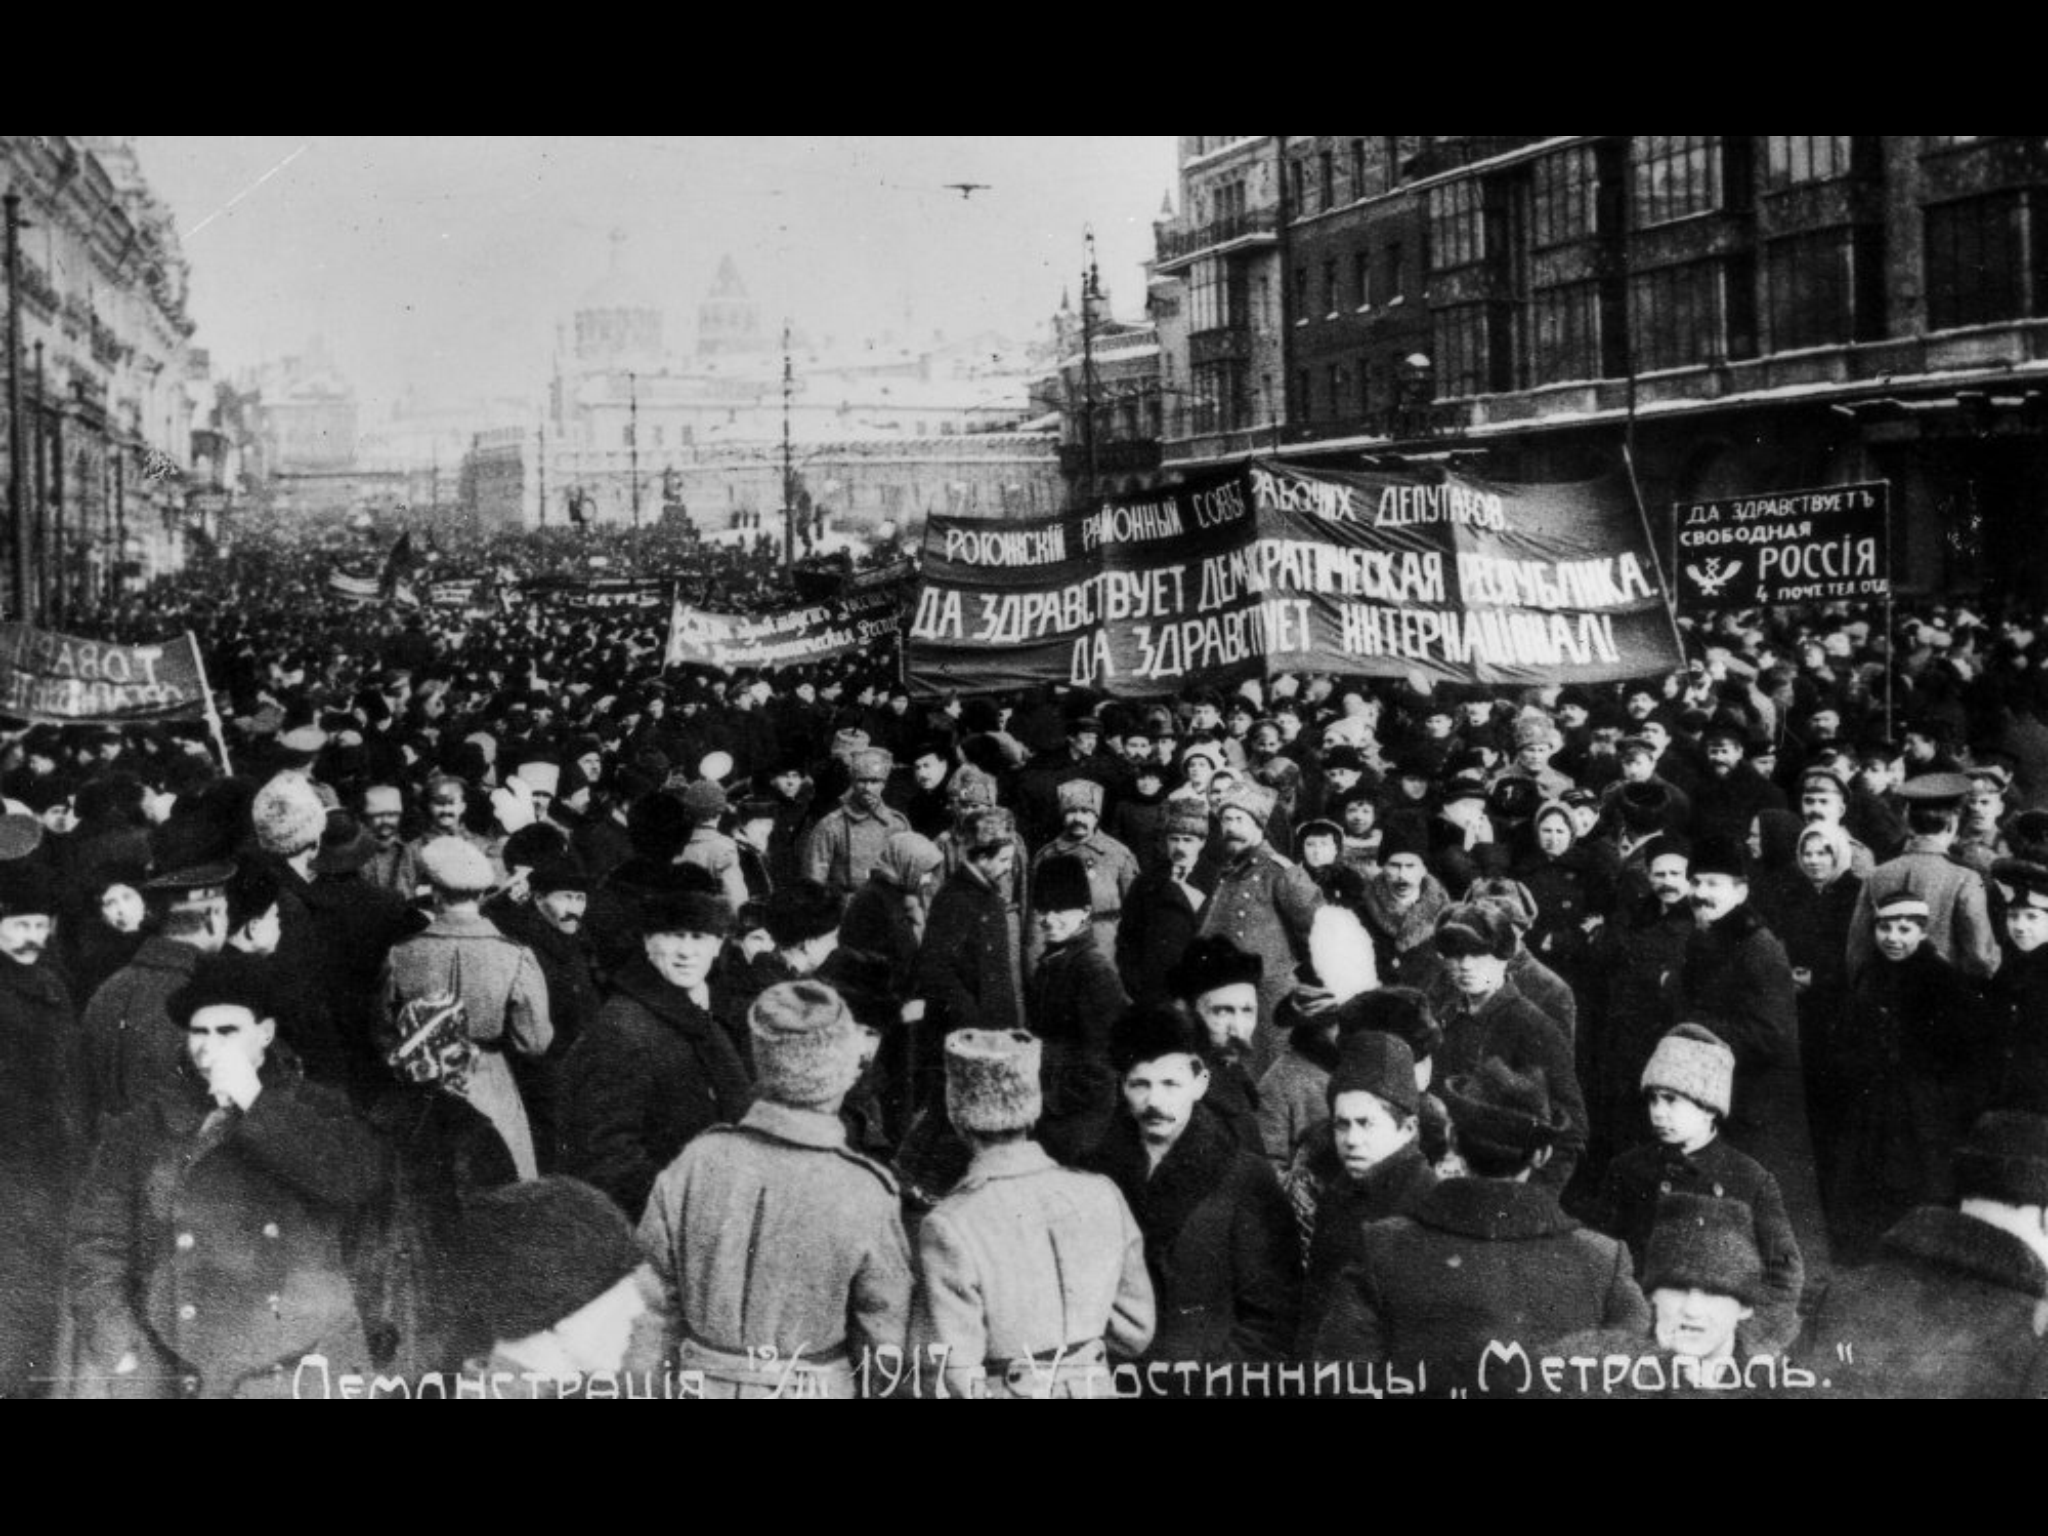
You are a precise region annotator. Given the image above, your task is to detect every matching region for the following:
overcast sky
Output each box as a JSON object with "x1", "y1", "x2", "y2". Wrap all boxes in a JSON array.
[{"x1": 134, "y1": 135, "x2": 1180, "y2": 421}]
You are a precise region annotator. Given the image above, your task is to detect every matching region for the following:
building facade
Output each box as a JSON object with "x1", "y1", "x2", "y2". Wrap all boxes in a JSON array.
[
  {"x1": 1156, "y1": 134, "x2": 2048, "y2": 601},
  {"x1": 1, "y1": 135, "x2": 205, "y2": 622}
]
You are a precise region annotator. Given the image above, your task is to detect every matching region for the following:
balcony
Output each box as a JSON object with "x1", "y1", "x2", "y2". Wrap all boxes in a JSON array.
[{"x1": 1155, "y1": 208, "x2": 1282, "y2": 272}]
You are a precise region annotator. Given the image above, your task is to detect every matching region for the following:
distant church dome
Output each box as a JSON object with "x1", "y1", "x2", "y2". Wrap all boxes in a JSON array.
[{"x1": 573, "y1": 230, "x2": 664, "y2": 368}]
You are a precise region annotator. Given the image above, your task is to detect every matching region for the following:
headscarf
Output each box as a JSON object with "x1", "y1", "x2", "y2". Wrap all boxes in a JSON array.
[{"x1": 1796, "y1": 821, "x2": 1852, "y2": 888}]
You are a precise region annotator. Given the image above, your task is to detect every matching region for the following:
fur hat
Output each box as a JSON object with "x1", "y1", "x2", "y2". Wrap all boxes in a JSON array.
[
  {"x1": 1513, "y1": 714, "x2": 1560, "y2": 751},
  {"x1": 501, "y1": 822, "x2": 569, "y2": 873},
  {"x1": 680, "y1": 779, "x2": 729, "y2": 822},
  {"x1": 1110, "y1": 1003, "x2": 1209, "y2": 1075},
  {"x1": 419, "y1": 836, "x2": 497, "y2": 896},
  {"x1": 959, "y1": 806, "x2": 1015, "y2": 852},
  {"x1": 312, "y1": 812, "x2": 378, "y2": 877},
  {"x1": 1163, "y1": 800, "x2": 1211, "y2": 840},
  {"x1": 1057, "y1": 778, "x2": 1104, "y2": 815},
  {"x1": 458, "y1": 1178, "x2": 645, "y2": 1343},
  {"x1": 1992, "y1": 857, "x2": 2048, "y2": 914},
  {"x1": 948, "y1": 765, "x2": 999, "y2": 811},
  {"x1": 1467, "y1": 877, "x2": 1540, "y2": 934},
  {"x1": 1620, "y1": 781, "x2": 1673, "y2": 831},
  {"x1": 513, "y1": 759, "x2": 561, "y2": 797},
  {"x1": 1033, "y1": 852, "x2": 1093, "y2": 916},
  {"x1": 750, "y1": 979, "x2": 863, "y2": 1109},
  {"x1": 643, "y1": 889, "x2": 734, "y2": 939},
  {"x1": 0, "y1": 857, "x2": 59, "y2": 918},
  {"x1": 1331, "y1": 986, "x2": 1442, "y2": 1063},
  {"x1": 1689, "y1": 833, "x2": 1749, "y2": 881},
  {"x1": 1326, "y1": 1030, "x2": 1419, "y2": 1118},
  {"x1": 1378, "y1": 821, "x2": 1431, "y2": 865},
  {"x1": 1216, "y1": 780, "x2": 1278, "y2": 829},
  {"x1": 1434, "y1": 902, "x2": 1517, "y2": 961},
  {"x1": 1641, "y1": 1194, "x2": 1766, "y2": 1304},
  {"x1": 530, "y1": 852, "x2": 592, "y2": 896},
  {"x1": 848, "y1": 747, "x2": 894, "y2": 780},
  {"x1": 763, "y1": 880, "x2": 843, "y2": 948},
  {"x1": 1952, "y1": 1111, "x2": 2048, "y2": 1207},
  {"x1": 251, "y1": 772, "x2": 328, "y2": 858},
  {"x1": 945, "y1": 1029, "x2": 1044, "y2": 1134},
  {"x1": 1643, "y1": 1023, "x2": 1736, "y2": 1118},
  {"x1": 1441, "y1": 1057, "x2": 1570, "y2": 1158},
  {"x1": 627, "y1": 790, "x2": 693, "y2": 862},
  {"x1": 1167, "y1": 934, "x2": 1263, "y2": 1004}
]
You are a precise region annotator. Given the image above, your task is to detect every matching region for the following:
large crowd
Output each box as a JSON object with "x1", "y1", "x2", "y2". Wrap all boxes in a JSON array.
[{"x1": 2, "y1": 521, "x2": 2046, "y2": 1398}]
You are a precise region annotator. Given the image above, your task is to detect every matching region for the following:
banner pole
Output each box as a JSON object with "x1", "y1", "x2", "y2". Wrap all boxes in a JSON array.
[
  {"x1": 1623, "y1": 442, "x2": 1686, "y2": 664},
  {"x1": 188, "y1": 630, "x2": 234, "y2": 776},
  {"x1": 1883, "y1": 483, "x2": 1896, "y2": 743}
]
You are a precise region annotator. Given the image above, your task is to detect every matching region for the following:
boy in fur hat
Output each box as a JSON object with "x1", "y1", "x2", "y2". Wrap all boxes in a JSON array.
[
  {"x1": 1314, "y1": 1057, "x2": 1647, "y2": 1390},
  {"x1": 911, "y1": 1030, "x2": 1155, "y2": 1398},
  {"x1": 1597, "y1": 1024, "x2": 1805, "y2": 1354},
  {"x1": 638, "y1": 980, "x2": 912, "y2": 1398}
]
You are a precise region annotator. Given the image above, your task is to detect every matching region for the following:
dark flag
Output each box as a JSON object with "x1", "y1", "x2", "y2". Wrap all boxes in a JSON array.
[{"x1": 379, "y1": 532, "x2": 416, "y2": 594}]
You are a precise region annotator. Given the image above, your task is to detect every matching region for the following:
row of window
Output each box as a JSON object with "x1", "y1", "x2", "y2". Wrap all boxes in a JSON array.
[
  {"x1": 1286, "y1": 137, "x2": 1406, "y2": 219},
  {"x1": 1291, "y1": 244, "x2": 1409, "y2": 322}
]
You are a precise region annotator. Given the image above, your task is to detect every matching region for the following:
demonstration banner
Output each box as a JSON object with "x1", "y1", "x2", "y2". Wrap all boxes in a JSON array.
[
  {"x1": 1674, "y1": 482, "x2": 1890, "y2": 612},
  {"x1": 906, "y1": 460, "x2": 1682, "y2": 698},
  {"x1": 428, "y1": 578, "x2": 481, "y2": 609},
  {"x1": 0, "y1": 623, "x2": 214, "y2": 726},
  {"x1": 665, "y1": 589, "x2": 901, "y2": 673},
  {"x1": 327, "y1": 569, "x2": 382, "y2": 605},
  {"x1": 521, "y1": 576, "x2": 672, "y2": 614}
]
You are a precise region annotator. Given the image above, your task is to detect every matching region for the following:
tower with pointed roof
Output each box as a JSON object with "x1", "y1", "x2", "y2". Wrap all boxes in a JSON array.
[{"x1": 697, "y1": 255, "x2": 764, "y2": 357}]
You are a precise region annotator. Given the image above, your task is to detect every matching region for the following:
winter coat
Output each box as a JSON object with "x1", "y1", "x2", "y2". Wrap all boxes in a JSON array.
[
  {"x1": 382, "y1": 912, "x2": 554, "y2": 1181},
  {"x1": 1255, "y1": 1025, "x2": 1339, "y2": 1167},
  {"x1": 1803, "y1": 1208, "x2": 2048, "y2": 1398},
  {"x1": 1435, "y1": 979, "x2": 1589, "y2": 1192},
  {"x1": 78, "y1": 937, "x2": 203, "y2": 1142},
  {"x1": 272, "y1": 859, "x2": 418, "y2": 1098},
  {"x1": 558, "y1": 958, "x2": 755, "y2": 1221},
  {"x1": 1358, "y1": 874, "x2": 1451, "y2": 987},
  {"x1": 1597, "y1": 1136, "x2": 1805, "y2": 1355},
  {"x1": 1116, "y1": 871, "x2": 1206, "y2": 1011},
  {"x1": 1198, "y1": 842, "x2": 1323, "y2": 1076},
  {"x1": 637, "y1": 1100, "x2": 912, "y2": 1367},
  {"x1": 1313, "y1": 1178, "x2": 1649, "y2": 1391},
  {"x1": 66, "y1": 1046, "x2": 388, "y2": 1398},
  {"x1": 1848, "y1": 840, "x2": 2001, "y2": 982},
  {"x1": 841, "y1": 873, "x2": 925, "y2": 1010},
  {"x1": 912, "y1": 866, "x2": 1024, "y2": 1104},
  {"x1": 1084, "y1": 1106, "x2": 1300, "y2": 1367},
  {"x1": 1664, "y1": 904, "x2": 1831, "y2": 1288},
  {"x1": 0, "y1": 956, "x2": 82, "y2": 1397},
  {"x1": 1829, "y1": 945, "x2": 1991, "y2": 1260},
  {"x1": 800, "y1": 798, "x2": 912, "y2": 902},
  {"x1": 911, "y1": 1140, "x2": 1155, "y2": 1376},
  {"x1": 1587, "y1": 896, "x2": 1696, "y2": 1159},
  {"x1": 1294, "y1": 1140, "x2": 1439, "y2": 1356},
  {"x1": 1025, "y1": 831, "x2": 1140, "y2": 972},
  {"x1": 1023, "y1": 931, "x2": 1128, "y2": 1166},
  {"x1": 1518, "y1": 843, "x2": 1614, "y2": 987},
  {"x1": 1690, "y1": 762, "x2": 1788, "y2": 847},
  {"x1": 1987, "y1": 943, "x2": 2048, "y2": 1114}
]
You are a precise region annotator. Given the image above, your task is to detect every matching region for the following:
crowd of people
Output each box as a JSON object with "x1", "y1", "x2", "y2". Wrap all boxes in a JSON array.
[{"x1": 2, "y1": 521, "x2": 2046, "y2": 1398}]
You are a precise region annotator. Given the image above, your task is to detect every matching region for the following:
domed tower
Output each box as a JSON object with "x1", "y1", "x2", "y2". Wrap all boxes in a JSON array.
[
  {"x1": 697, "y1": 255, "x2": 764, "y2": 357},
  {"x1": 572, "y1": 229, "x2": 664, "y2": 370}
]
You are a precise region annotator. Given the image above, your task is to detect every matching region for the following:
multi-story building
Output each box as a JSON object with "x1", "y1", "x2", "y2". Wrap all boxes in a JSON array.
[
  {"x1": 1038, "y1": 280, "x2": 1166, "y2": 506},
  {"x1": 0, "y1": 135, "x2": 205, "y2": 622},
  {"x1": 1158, "y1": 135, "x2": 2048, "y2": 600}
]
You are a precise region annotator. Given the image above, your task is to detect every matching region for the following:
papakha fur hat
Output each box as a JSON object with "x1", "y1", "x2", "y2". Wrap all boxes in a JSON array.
[
  {"x1": 945, "y1": 1028, "x2": 1044, "y2": 1134},
  {"x1": 251, "y1": 772, "x2": 328, "y2": 858},
  {"x1": 750, "y1": 979, "x2": 863, "y2": 1109}
]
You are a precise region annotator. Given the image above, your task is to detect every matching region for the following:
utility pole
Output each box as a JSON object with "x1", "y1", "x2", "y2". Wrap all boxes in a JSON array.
[
  {"x1": 536, "y1": 422, "x2": 546, "y2": 529},
  {"x1": 32, "y1": 340, "x2": 49, "y2": 623},
  {"x1": 628, "y1": 370, "x2": 641, "y2": 529},
  {"x1": 6, "y1": 192, "x2": 29, "y2": 626},
  {"x1": 1080, "y1": 228, "x2": 1101, "y2": 511},
  {"x1": 781, "y1": 320, "x2": 795, "y2": 565}
]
